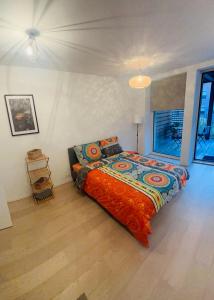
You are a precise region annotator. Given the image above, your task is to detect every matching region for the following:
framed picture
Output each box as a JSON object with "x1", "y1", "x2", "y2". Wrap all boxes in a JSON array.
[{"x1": 5, "y1": 94, "x2": 39, "y2": 136}]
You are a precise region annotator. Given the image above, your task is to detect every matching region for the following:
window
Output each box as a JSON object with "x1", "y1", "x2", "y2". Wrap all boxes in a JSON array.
[
  {"x1": 153, "y1": 109, "x2": 184, "y2": 157},
  {"x1": 194, "y1": 71, "x2": 214, "y2": 162}
]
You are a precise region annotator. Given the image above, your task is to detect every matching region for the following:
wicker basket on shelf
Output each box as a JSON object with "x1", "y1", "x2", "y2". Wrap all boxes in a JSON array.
[
  {"x1": 34, "y1": 177, "x2": 49, "y2": 190},
  {"x1": 27, "y1": 149, "x2": 42, "y2": 160}
]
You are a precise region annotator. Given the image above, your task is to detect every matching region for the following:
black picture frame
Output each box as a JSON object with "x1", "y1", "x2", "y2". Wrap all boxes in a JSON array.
[{"x1": 4, "y1": 94, "x2": 39, "y2": 136}]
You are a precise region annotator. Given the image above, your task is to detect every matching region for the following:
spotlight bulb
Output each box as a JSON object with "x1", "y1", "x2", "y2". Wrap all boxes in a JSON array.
[{"x1": 26, "y1": 43, "x2": 33, "y2": 56}]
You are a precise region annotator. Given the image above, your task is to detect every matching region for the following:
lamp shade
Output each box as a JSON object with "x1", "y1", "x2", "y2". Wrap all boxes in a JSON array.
[
  {"x1": 129, "y1": 75, "x2": 151, "y2": 89},
  {"x1": 133, "y1": 115, "x2": 143, "y2": 124}
]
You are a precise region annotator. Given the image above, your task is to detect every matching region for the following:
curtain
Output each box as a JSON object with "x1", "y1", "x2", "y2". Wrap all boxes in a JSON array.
[{"x1": 151, "y1": 73, "x2": 187, "y2": 111}]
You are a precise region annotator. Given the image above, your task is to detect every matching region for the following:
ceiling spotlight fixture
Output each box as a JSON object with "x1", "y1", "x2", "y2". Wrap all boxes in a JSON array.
[
  {"x1": 129, "y1": 75, "x2": 151, "y2": 89},
  {"x1": 25, "y1": 28, "x2": 40, "y2": 58}
]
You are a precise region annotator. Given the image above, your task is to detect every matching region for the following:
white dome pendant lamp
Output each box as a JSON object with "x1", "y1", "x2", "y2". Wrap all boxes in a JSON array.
[{"x1": 129, "y1": 74, "x2": 151, "y2": 89}]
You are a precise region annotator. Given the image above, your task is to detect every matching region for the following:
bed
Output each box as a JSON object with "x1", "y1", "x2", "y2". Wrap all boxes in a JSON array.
[{"x1": 68, "y1": 140, "x2": 189, "y2": 247}]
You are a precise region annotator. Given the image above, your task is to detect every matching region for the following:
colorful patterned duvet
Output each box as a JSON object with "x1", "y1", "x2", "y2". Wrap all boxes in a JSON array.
[{"x1": 77, "y1": 152, "x2": 189, "y2": 247}]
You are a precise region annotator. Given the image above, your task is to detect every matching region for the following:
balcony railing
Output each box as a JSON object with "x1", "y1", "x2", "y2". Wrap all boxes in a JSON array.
[{"x1": 153, "y1": 110, "x2": 184, "y2": 157}]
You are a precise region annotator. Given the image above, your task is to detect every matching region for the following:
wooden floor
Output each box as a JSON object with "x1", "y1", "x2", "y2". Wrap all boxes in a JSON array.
[{"x1": 0, "y1": 163, "x2": 214, "y2": 300}]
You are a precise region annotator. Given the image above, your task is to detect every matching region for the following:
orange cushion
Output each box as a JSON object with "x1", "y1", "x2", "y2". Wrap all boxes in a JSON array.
[
  {"x1": 72, "y1": 163, "x2": 83, "y2": 173},
  {"x1": 72, "y1": 160, "x2": 105, "y2": 173}
]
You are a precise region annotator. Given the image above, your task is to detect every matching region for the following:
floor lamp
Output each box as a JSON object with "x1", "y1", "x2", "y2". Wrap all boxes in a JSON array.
[{"x1": 134, "y1": 115, "x2": 143, "y2": 153}]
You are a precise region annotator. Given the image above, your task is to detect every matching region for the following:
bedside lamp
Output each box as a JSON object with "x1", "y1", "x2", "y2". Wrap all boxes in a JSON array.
[{"x1": 133, "y1": 115, "x2": 143, "y2": 153}]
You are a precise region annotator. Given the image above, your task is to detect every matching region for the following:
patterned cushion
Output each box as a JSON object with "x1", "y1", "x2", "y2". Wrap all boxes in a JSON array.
[
  {"x1": 99, "y1": 136, "x2": 122, "y2": 157},
  {"x1": 74, "y1": 142, "x2": 102, "y2": 165},
  {"x1": 99, "y1": 136, "x2": 118, "y2": 148}
]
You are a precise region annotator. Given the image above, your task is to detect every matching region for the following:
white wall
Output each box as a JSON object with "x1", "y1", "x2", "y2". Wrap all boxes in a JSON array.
[
  {"x1": 0, "y1": 66, "x2": 136, "y2": 202},
  {"x1": 0, "y1": 185, "x2": 12, "y2": 229},
  {"x1": 140, "y1": 58, "x2": 214, "y2": 166}
]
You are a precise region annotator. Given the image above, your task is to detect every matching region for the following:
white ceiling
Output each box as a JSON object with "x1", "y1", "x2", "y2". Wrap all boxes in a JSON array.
[{"x1": 1, "y1": 0, "x2": 214, "y2": 77}]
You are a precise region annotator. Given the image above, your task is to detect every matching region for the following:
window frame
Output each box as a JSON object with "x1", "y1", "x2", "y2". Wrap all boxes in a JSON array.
[{"x1": 193, "y1": 71, "x2": 214, "y2": 163}]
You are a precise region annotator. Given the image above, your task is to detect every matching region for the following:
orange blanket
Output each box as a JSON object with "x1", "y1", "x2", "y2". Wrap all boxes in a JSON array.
[{"x1": 84, "y1": 169, "x2": 156, "y2": 247}]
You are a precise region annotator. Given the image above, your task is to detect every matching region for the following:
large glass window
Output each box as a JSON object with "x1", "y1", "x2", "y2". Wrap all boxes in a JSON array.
[
  {"x1": 153, "y1": 109, "x2": 184, "y2": 157},
  {"x1": 194, "y1": 71, "x2": 214, "y2": 162}
]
